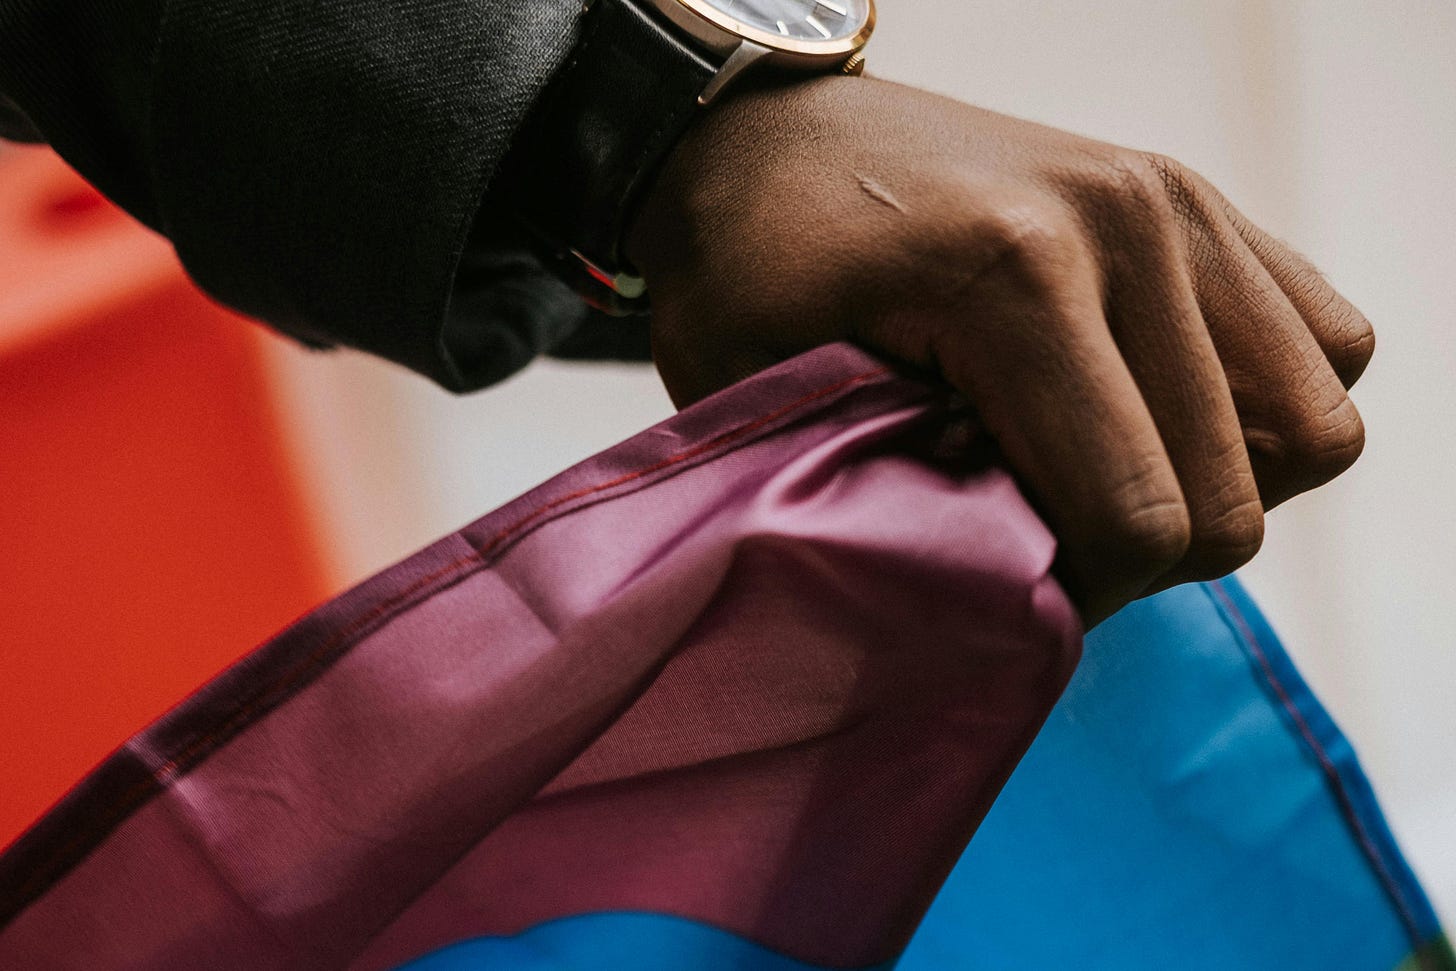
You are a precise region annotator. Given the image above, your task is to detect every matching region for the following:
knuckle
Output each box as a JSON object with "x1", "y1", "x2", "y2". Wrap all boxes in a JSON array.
[
  {"x1": 912, "y1": 190, "x2": 1088, "y2": 301},
  {"x1": 1138, "y1": 151, "x2": 1207, "y2": 224},
  {"x1": 1189, "y1": 497, "x2": 1266, "y2": 577},
  {"x1": 1094, "y1": 151, "x2": 1168, "y2": 213},
  {"x1": 1312, "y1": 401, "x2": 1368, "y2": 474},
  {"x1": 1244, "y1": 242, "x2": 1375, "y2": 385},
  {"x1": 1139, "y1": 151, "x2": 1189, "y2": 197},
  {"x1": 1314, "y1": 290, "x2": 1377, "y2": 378},
  {"x1": 1099, "y1": 492, "x2": 1193, "y2": 578},
  {"x1": 977, "y1": 201, "x2": 1081, "y2": 268},
  {"x1": 1282, "y1": 396, "x2": 1368, "y2": 479},
  {"x1": 1338, "y1": 324, "x2": 1377, "y2": 382}
]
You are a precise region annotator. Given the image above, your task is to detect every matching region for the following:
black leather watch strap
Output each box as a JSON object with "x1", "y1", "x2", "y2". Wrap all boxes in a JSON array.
[{"x1": 499, "y1": 0, "x2": 717, "y2": 304}]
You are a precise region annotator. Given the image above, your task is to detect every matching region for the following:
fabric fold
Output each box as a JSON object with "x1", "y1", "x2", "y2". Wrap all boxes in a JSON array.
[{"x1": 0, "y1": 344, "x2": 1081, "y2": 970}]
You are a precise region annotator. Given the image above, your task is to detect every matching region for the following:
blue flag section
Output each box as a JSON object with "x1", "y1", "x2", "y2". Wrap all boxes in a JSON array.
[
  {"x1": 903, "y1": 578, "x2": 1451, "y2": 971},
  {"x1": 399, "y1": 912, "x2": 897, "y2": 971},
  {"x1": 400, "y1": 579, "x2": 1452, "y2": 971}
]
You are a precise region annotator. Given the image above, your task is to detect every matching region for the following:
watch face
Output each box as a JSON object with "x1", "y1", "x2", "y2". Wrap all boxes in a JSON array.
[
  {"x1": 704, "y1": 0, "x2": 871, "y2": 42},
  {"x1": 671, "y1": 0, "x2": 874, "y2": 54}
]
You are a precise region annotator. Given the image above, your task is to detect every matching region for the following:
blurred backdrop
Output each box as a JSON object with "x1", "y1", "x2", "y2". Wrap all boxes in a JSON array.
[{"x1": 1, "y1": 0, "x2": 1452, "y2": 923}]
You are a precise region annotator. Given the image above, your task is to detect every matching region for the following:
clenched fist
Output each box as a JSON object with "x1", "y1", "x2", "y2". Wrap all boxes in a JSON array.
[{"x1": 627, "y1": 75, "x2": 1373, "y2": 625}]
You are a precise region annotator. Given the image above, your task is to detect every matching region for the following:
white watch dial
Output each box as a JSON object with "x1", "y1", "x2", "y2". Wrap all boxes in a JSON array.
[{"x1": 698, "y1": 0, "x2": 872, "y2": 43}]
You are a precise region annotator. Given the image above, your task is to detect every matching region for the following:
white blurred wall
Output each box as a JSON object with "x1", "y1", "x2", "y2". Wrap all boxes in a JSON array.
[{"x1": 261, "y1": 0, "x2": 1455, "y2": 920}]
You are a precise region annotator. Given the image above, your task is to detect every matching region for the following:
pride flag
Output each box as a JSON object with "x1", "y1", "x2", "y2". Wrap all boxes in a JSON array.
[{"x1": 1, "y1": 344, "x2": 1448, "y2": 969}]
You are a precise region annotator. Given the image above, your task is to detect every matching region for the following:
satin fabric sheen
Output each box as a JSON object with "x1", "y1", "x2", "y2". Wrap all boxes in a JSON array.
[{"x1": 0, "y1": 344, "x2": 1081, "y2": 969}]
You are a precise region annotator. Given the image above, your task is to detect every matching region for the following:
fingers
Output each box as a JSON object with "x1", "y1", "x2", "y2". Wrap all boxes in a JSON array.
[
  {"x1": 1147, "y1": 156, "x2": 1368, "y2": 508},
  {"x1": 879, "y1": 204, "x2": 1190, "y2": 624},
  {"x1": 1094, "y1": 187, "x2": 1264, "y2": 590},
  {"x1": 1184, "y1": 170, "x2": 1376, "y2": 389},
  {"x1": 1230, "y1": 220, "x2": 1375, "y2": 389},
  {"x1": 1203, "y1": 241, "x2": 1366, "y2": 508}
]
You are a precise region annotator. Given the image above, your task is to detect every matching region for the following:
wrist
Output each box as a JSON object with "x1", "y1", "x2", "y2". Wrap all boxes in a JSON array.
[
  {"x1": 625, "y1": 73, "x2": 860, "y2": 283},
  {"x1": 503, "y1": 0, "x2": 875, "y2": 310}
]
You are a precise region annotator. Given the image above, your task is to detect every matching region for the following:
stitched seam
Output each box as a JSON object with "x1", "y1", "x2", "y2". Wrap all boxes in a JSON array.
[
  {"x1": 1206, "y1": 580, "x2": 1425, "y2": 947},
  {"x1": 5, "y1": 364, "x2": 891, "y2": 917},
  {"x1": 468, "y1": 366, "x2": 893, "y2": 560}
]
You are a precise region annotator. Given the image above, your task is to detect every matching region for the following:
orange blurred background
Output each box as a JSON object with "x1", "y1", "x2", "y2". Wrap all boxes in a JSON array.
[{"x1": 0, "y1": 148, "x2": 334, "y2": 847}]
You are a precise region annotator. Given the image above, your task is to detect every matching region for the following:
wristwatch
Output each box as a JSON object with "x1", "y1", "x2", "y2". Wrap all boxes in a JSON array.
[{"x1": 503, "y1": 0, "x2": 876, "y2": 315}]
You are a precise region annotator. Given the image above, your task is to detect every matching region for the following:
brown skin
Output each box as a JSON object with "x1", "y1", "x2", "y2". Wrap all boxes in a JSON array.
[{"x1": 627, "y1": 75, "x2": 1374, "y2": 626}]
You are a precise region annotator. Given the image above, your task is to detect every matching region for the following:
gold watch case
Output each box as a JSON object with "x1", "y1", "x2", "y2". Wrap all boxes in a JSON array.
[{"x1": 644, "y1": 0, "x2": 877, "y2": 68}]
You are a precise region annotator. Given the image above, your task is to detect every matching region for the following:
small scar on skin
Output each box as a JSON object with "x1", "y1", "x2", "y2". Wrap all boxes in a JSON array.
[{"x1": 857, "y1": 175, "x2": 908, "y2": 214}]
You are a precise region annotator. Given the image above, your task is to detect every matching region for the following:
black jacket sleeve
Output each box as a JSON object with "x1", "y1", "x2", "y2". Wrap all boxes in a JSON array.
[{"x1": 0, "y1": 0, "x2": 647, "y2": 390}]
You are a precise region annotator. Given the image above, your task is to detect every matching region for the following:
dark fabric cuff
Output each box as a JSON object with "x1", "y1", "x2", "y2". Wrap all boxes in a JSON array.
[
  {"x1": 0, "y1": 0, "x2": 168, "y2": 226},
  {"x1": 443, "y1": 199, "x2": 592, "y2": 389},
  {"x1": 0, "y1": 94, "x2": 44, "y2": 142},
  {"x1": 146, "y1": 0, "x2": 588, "y2": 391},
  {"x1": 1, "y1": 0, "x2": 622, "y2": 390},
  {"x1": 549, "y1": 313, "x2": 653, "y2": 363}
]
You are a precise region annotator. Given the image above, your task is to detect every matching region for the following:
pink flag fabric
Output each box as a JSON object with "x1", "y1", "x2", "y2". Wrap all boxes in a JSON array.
[{"x1": 0, "y1": 343, "x2": 1081, "y2": 970}]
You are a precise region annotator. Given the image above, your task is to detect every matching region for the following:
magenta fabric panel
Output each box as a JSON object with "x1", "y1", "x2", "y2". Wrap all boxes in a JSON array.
[{"x1": 0, "y1": 344, "x2": 1081, "y2": 971}]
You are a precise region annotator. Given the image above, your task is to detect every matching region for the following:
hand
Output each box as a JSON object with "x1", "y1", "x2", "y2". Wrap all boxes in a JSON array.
[{"x1": 626, "y1": 76, "x2": 1373, "y2": 626}]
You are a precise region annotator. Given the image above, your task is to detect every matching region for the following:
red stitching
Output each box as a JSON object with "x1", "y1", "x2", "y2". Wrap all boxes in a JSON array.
[
  {"x1": 474, "y1": 366, "x2": 893, "y2": 558},
  {"x1": 1207, "y1": 580, "x2": 1425, "y2": 947},
  {"x1": 152, "y1": 554, "x2": 482, "y2": 783},
  {"x1": 8, "y1": 364, "x2": 893, "y2": 912}
]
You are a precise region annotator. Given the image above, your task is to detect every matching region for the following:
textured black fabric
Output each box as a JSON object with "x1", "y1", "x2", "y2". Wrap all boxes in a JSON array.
[
  {"x1": 0, "y1": 0, "x2": 168, "y2": 226},
  {"x1": 501, "y1": 0, "x2": 715, "y2": 278},
  {"x1": 0, "y1": 94, "x2": 42, "y2": 142},
  {"x1": 0, "y1": 0, "x2": 652, "y2": 389}
]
